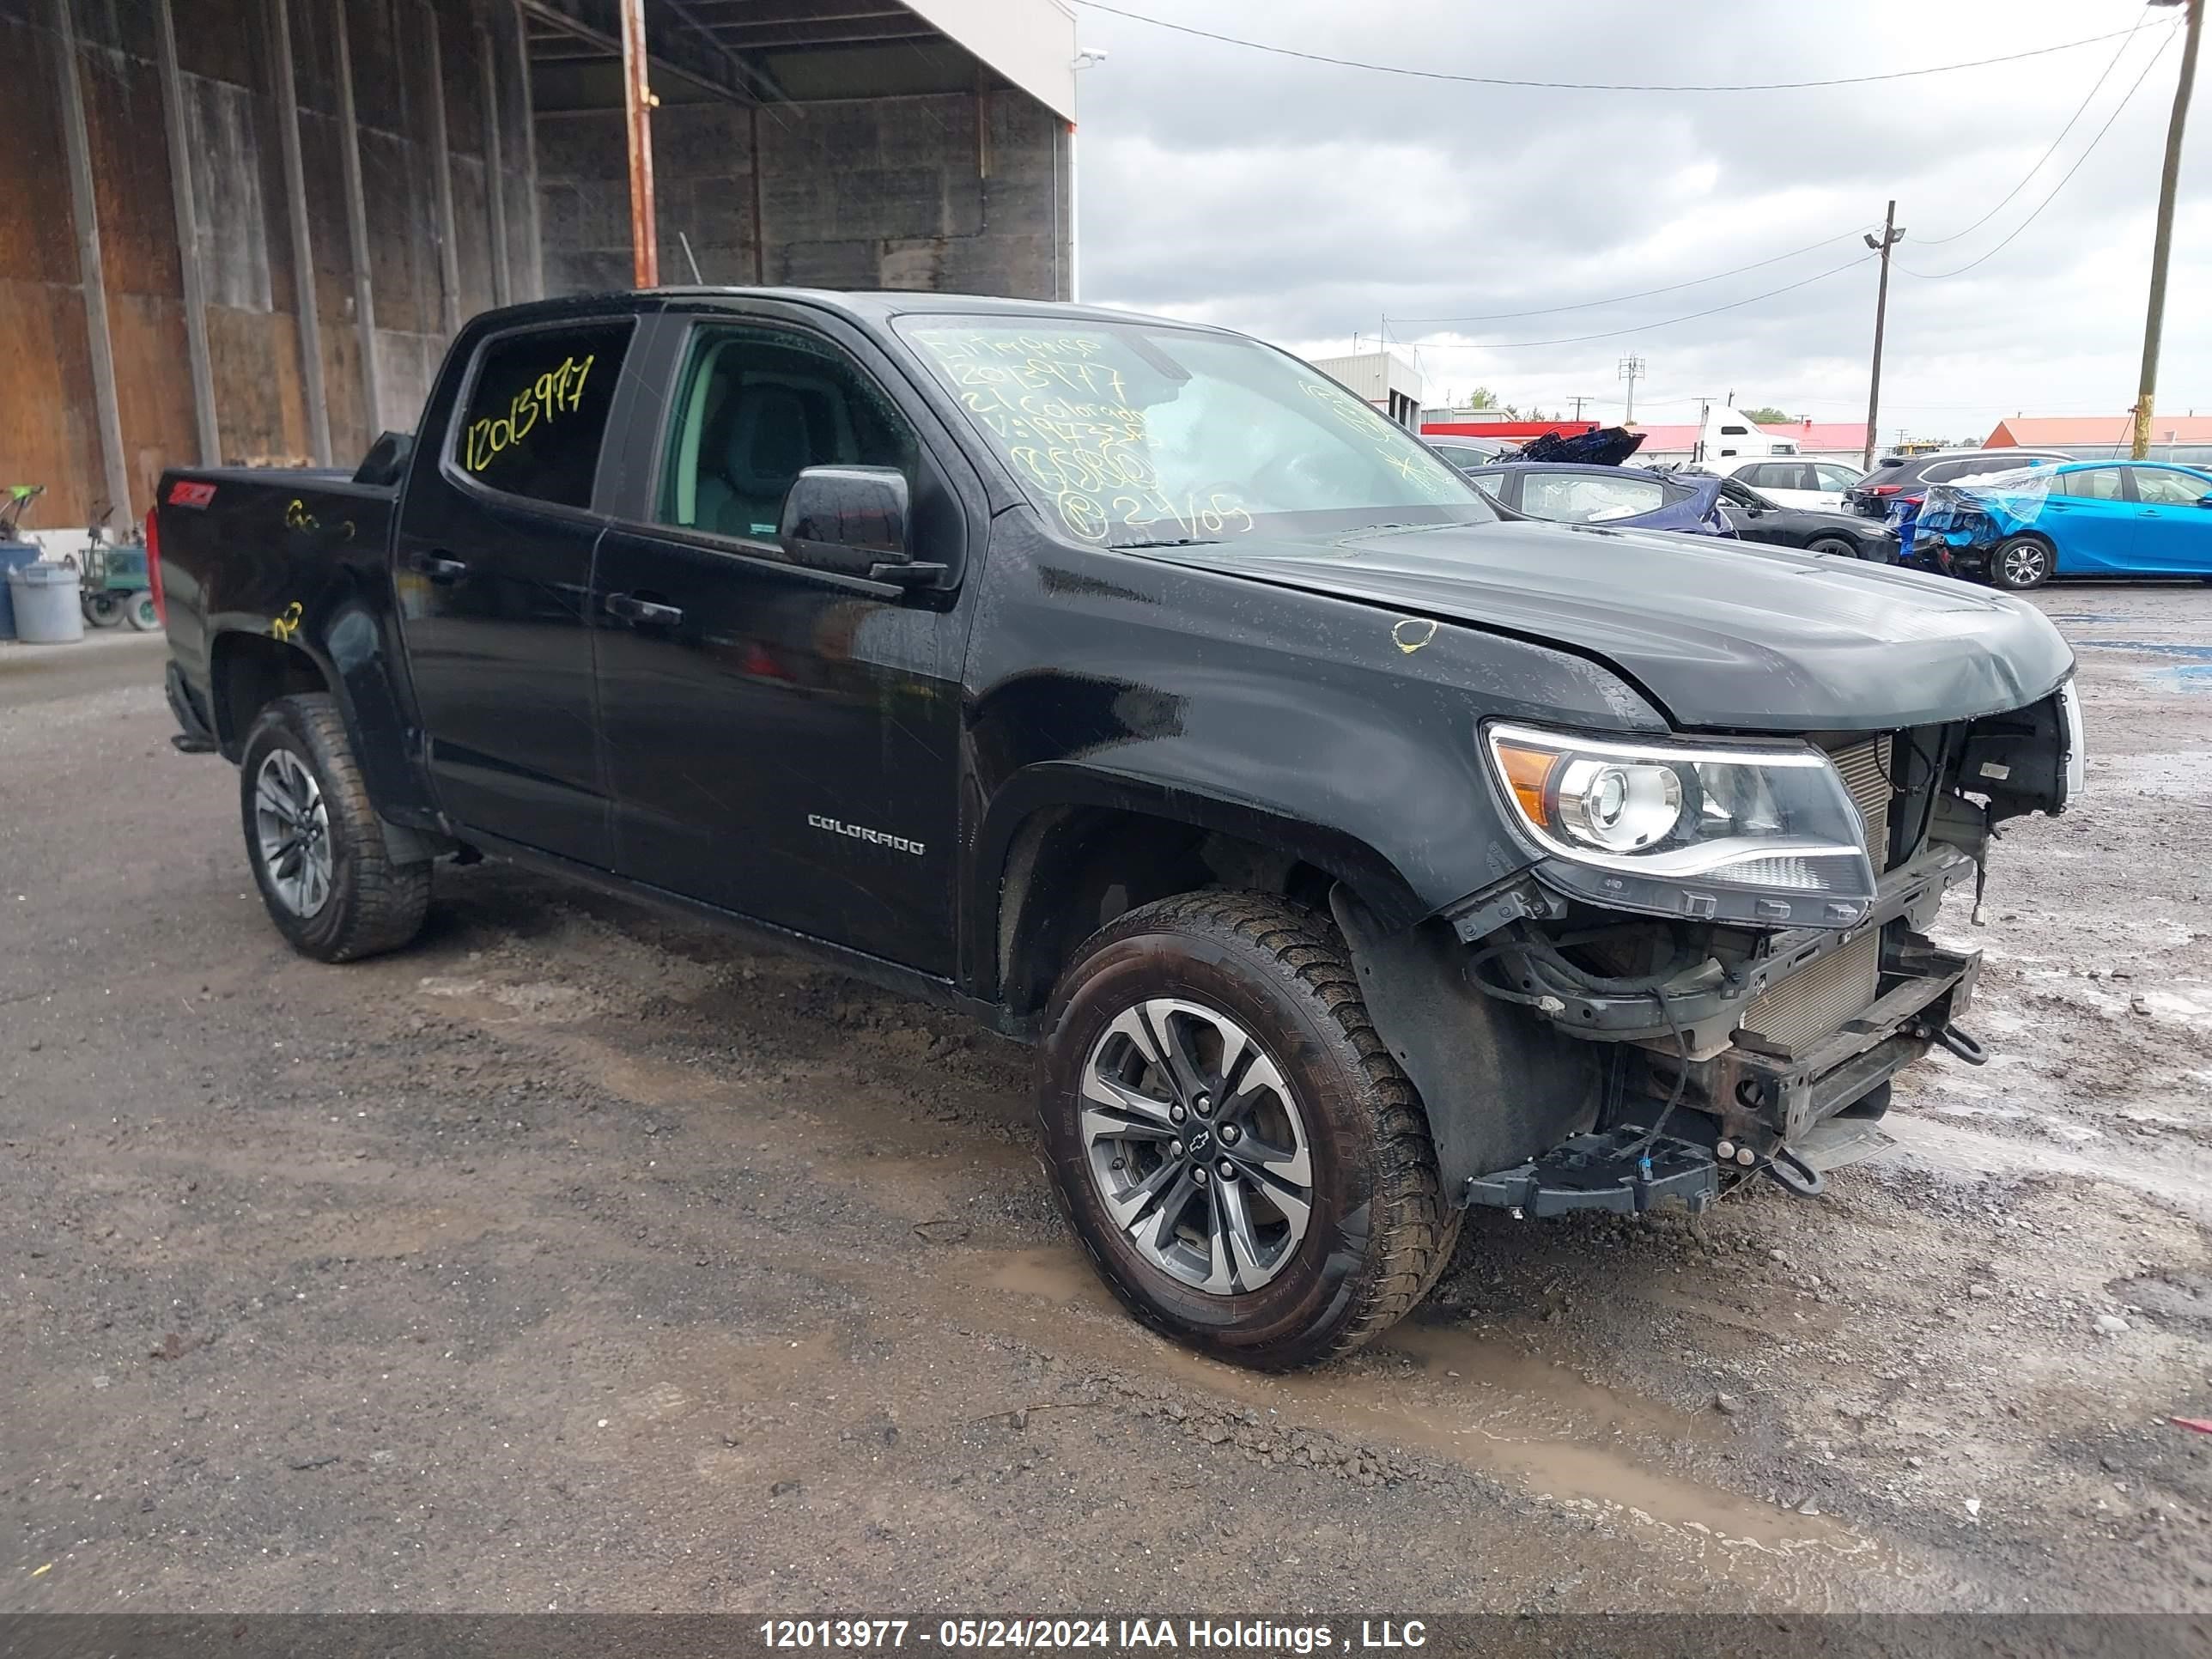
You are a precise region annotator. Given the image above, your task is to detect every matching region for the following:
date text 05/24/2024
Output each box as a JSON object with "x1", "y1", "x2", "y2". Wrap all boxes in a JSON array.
[{"x1": 755, "y1": 1620, "x2": 1429, "y2": 1653}]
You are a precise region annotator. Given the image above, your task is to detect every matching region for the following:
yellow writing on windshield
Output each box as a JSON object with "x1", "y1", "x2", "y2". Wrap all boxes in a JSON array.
[
  {"x1": 914, "y1": 330, "x2": 1255, "y2": 545},
  {"x1": 465, "y1": 354, "x2": 594, "y2": 475}
]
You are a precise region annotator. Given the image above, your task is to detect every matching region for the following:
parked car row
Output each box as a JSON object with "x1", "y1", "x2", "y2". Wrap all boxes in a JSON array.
[
  {"x1": 1427, "y1": 432, "x2": 2212, "y2": 587},
  {"x1": 1447, "y1": 458, "x2": 1899, "y2": 562}
]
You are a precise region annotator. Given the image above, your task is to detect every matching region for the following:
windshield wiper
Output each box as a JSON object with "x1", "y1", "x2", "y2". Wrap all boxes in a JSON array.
[{"x1": 1117, "y1": 537, "x2": 1223, "y2": 549}]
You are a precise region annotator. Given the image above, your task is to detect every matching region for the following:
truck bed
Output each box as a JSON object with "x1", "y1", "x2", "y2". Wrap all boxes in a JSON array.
[{"x1": 155, "y1": 467, "x2": 400, "y2": 755}]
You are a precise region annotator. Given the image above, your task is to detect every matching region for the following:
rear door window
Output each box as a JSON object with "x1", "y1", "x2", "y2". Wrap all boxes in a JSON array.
[
  {"x1": 1522, "y1": 471, "x2": 1664, "y2": 523},
  {"x1": 2054, "y1": 467, "x2": 2126, "y2": 501},
  {"x1": 1814, "y1": 463, "x2": 1863, "y2": 491},
  {"x1": 452, "y1": 322, "x2": 634, "y2": 509}
]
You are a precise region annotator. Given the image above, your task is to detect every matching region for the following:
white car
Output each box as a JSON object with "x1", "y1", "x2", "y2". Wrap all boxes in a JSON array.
[{"x1": 1714, "y1": 456, "x2": 1867, "y2": 512}]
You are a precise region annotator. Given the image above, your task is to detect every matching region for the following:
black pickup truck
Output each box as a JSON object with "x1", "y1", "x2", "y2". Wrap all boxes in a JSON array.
[{"x1": 151, "y1": 289, "x2": 2084, "y2": 1369}]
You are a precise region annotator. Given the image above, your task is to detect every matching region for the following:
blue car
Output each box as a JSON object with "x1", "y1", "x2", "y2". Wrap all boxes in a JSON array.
[
  {"x1": 1463, "y1": 464, "x2": 1735, "y2": 538},
  {"x1": 1911, "y1": 460, "x2": 2212, "y2": 590}
]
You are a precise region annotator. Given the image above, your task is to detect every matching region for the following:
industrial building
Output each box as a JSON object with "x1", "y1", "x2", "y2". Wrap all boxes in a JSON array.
[{"x1": 1, "y1": 0, "x2": 1079, "y2": 532}]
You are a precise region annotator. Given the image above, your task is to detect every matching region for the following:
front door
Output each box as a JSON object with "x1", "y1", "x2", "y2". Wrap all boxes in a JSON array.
[
  {"x1": 2039, "y1": 465, "x2": 2134, "y2": 574},
  {"x1": 2126, "y1": 466, "x2": 2212, "y2": 574},
  {"x1": 394, "y1": 317, "x2": 637, "y2": 866},
  {"x1": 592, "y1": 315, "x2": 973, "y2": 975}
]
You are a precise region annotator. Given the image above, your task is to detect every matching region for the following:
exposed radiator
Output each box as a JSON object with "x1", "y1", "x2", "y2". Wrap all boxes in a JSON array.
[
  {"x1": 1826, "y1": 734, "x2": 1893, "y2": 866},
  {"x1": 1741, "y1": 930, "x2": 1883, "y2": 1052}
]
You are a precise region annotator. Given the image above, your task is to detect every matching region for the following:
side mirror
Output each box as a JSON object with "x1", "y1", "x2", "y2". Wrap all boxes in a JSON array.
[
  {"x1": 776, "y1": 465, "x2": 940, "y2": 588},
  {"x1": 2197, "y1": 493, "x2": 2212, "y2": 508}
]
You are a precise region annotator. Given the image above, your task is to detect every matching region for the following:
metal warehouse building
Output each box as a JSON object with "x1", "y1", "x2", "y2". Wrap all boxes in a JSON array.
[{"x1": 1, "y1": 0, "x2": 1078, "y2": 530}]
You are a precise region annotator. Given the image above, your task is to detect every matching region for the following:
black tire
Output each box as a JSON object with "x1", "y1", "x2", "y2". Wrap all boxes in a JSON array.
[
  {"x1": 1036, "y1": 891, "x2": 1458, "y2": 1370},
  {"x1": 1991, "y1": 534, "x2": 2054, "y2": 591},
  {"x1": 239, "y1": 693, "x2": 430, "y2": 963},
  {"x1": 1805, "y1": 537, "x2": 1863, "y2": 562}
]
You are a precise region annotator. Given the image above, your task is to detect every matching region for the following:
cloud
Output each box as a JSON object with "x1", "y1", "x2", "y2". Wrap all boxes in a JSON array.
[{"x1": 1071, "y1": 0, "x2": 2209, "y2": 438}]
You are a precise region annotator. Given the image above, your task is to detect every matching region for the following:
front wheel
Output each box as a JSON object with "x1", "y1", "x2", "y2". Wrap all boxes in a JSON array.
[
  {"x1": 82, "y1": 592, "x2": 124, "y2": 628},
  {"x1": 1992, "y1": 535, "x2": 2054, "y2": 591},
  {"x1": 1805, "y1": 536, "x2": 1863, "y2": 562},
  {"x1": 1036, "y1": 892, "x2": 1457, "y2": 1370},
  {"x1": 240, "y1": 693, "x2": 431, "y2": 963}
]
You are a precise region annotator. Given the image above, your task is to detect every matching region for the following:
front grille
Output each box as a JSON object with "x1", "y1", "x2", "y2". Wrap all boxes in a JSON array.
[
  {"x1": 1826, "y1": 735, "x2": 1893, "y2": 866},
  {"x1": 1740, "y1": 930, "x2": 1881, "y2": 1052}
]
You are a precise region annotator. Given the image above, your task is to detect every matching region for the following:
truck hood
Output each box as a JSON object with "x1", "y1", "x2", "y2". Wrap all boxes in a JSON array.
[{"x1": 1146, "y1": 519, "x2": 2075, "y2": 732}]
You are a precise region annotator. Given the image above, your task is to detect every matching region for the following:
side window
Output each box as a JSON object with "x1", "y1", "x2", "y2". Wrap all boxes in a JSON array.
[
  {"x1": 1815, "y1": 463, "x2": 1863, "y2": 491},
  {"x1": 658, "y1": 325, "x2": 918, "y2": 544},
  {"x1": 1719, "y1": 424, "x2": 1749, "y2": 436},
  {"x1": 2132, "y1": 468, "x2": 2209, "y2": 506},
  {"x1": 1523, "y1": 471, "x2": 1663, "y2": 523},
  {"x1": 2056, "y1": 467, "x2": 2125, "y2": 501},
  {"x1": 453, "y1": 322, "x2": 633, "y2": 508},
  {"x1": 1736, "y1": 463, "x2": 1776, "y2": 488}
]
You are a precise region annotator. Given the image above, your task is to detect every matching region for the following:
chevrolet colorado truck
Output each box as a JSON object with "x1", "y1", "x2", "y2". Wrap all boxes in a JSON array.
[{"x1": 150, "y1": 289, "x2": 2085, "y2": 1369}]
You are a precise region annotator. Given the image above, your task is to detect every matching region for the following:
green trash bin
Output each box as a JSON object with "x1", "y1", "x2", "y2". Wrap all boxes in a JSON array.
[{"x1": 6, "y1": 562, "x2": 85, "y2": 644}]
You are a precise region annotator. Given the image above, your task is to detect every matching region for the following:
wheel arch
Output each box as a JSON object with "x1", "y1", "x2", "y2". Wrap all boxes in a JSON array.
[{"x1": 976, "y1": 766, "x2": 1427, "y2": 1018}]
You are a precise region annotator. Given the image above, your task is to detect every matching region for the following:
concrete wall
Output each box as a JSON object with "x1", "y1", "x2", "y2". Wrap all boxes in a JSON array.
[
  {"x1": 537, "y1": 86, "x2": 1071, "y2": 301},
  {"x1": 0, "y1": 0, "x2": 538, "y2": 527}
]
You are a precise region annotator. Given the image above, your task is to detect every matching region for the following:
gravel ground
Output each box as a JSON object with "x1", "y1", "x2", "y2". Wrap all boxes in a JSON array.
[{"x1": 2, "y1": 589, "x2": 2209, "y2": 1616}]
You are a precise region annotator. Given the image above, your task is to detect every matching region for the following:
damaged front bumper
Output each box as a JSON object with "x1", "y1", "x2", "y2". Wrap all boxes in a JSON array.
[{"x1": 1460, "y1": 845, "x2": 1982, "y2": 1168}]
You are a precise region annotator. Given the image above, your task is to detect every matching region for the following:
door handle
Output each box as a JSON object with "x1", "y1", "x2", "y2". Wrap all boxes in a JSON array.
[
  {"x1": 605, "y1": 592, "x2": 684, "y2": 626},
  {"x1": 410, "y1": 551, "x2": 468, "y2": 583}
]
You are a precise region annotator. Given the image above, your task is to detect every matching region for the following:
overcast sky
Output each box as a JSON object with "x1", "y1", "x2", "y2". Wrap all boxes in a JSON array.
[{"x1": 1066, "y1": 0, "x2": 2209, "y2": 443}]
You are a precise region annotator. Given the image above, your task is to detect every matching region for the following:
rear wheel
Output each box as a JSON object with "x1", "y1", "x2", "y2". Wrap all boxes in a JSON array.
[
  {"x1": 126, "y1": 590, "x2": 159, "y2": 630},
  {"x1": 1992, "y1": 535, "x2": 2053, "y2": 591},
  {"x1": 240, "y1": 693, "x2": 431, "y2": 963},
  {"x1": 1036, "y1": 892, "x2": 1457, "y2": 1370},
  {"x1": 1806, "y1": 536, "x2": 1862, "y2": 562}
]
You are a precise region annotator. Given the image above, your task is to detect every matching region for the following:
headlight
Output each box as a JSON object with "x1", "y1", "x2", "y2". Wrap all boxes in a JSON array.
[{"x1": 1486, "y1": 722, "x2": 1876, "y2": 927}]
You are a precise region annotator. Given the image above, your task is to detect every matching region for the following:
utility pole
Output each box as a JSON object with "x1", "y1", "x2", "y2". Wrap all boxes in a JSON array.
[
  {"x1": 1694, "y1": 397, "x2": 1711, "y2": 464},
  {"x1": 619, "y1": 0, "x2": 659, "y2": 288},
  {"x1": 1861, "y1": 200, "x2": 1905, "y2": 471},
  {"x1": 1568, "y1": 395, "x2": 1589, "y2": 422},
  {"x1": 2134, "y1": 0, "x2": 2202, "y2": 459},
  {"x1": 1618, "y1": 354, "x2": 1645, "y2": 424}
]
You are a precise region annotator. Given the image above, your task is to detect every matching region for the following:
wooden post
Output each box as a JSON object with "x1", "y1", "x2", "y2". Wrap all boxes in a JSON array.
[
  {"x1": 332, "y1": 0, "x2": 381, "y2": 434},
  {"x1": 2134, "y1": 0, "x2": 2203, "y2": 459},
  {"x1": 514, "y1": 0, "x2": 544, "y2": 299},
  {"x1": 1861, "y1": 200, "x2": 1904, "y2": 472},
  {"x1": 155, "y1": 0, "x2": 222, "y2": 465},
  {"x1": 421, "y1": 2, "x2": 462, "y2": 335},
  {"x1": 49, "y1": 0, "x2": 134, "y2": 522},
  {"x1": 619, "y1": 0, "x2": 658, "y2": 288},
  {"x1": 267, "y1": 0, "x2": 331, "y2": 465},
  {"x1": 479, "y1": 21, "x2": 512, "y2": 307}
]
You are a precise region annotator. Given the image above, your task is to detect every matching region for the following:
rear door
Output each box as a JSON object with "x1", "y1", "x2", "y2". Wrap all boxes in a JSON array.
[
  {"x1": 2125, "y1": 466, "x2": 2212, "y2": 574},
  {"x1": 589, "y1": 307, "x2": 979, "y2": 975},
  {"x1": 2040, "y1": 465, "x2": 2135, "y2": 572},
  {"x1": 394, "y1": 315, "x2": 641, "y2": 866}
]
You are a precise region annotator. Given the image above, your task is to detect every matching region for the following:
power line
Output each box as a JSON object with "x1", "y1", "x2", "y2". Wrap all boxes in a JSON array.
[
  {"x1": 1897, "y1": 27, "x2": 2178, "y2": 279},
  {"x1": 1069, "y1": 3, "x2": 2146, "y2": 94},
  {"x1": 1914, "y1": 15, "x2": 2159, "y2": 245},
  {"x1": 1400, "y1": 252, "x2": 1876, "y2": 350},
  {"x1": 1389, "y1": 225, "x2": 1875, "y2": 323}
]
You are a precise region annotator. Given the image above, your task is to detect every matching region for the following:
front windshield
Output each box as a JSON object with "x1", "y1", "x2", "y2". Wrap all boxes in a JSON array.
[{"x1": 896, "y1": 316, "x2": 1496, "y2": 549}]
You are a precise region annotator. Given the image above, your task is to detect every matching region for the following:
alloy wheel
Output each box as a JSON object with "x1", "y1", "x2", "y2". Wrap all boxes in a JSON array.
[
  {"x1": 2002, "y1": 543, "x2": 2049, "y2": 587},
  {"x1": 1079, "y1": 998, "x2": 1314, "y2": 1294},
  {"x1": 252, "y1": 748, "x2": 334, "y2": 918}
]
